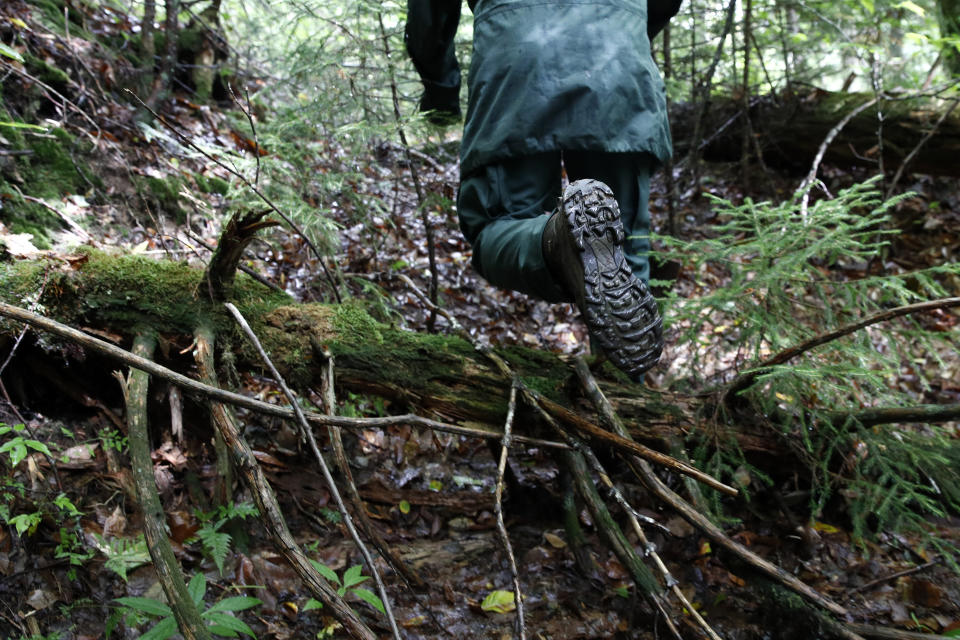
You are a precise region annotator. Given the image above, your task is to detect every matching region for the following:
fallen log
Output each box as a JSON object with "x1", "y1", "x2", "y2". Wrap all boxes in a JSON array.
[
  {"x1": 673, "y1": 88, "x2": 960, "y2": 177},
  {"x1": 0, "y1": 249, "x2": 770, "y2": 458}
]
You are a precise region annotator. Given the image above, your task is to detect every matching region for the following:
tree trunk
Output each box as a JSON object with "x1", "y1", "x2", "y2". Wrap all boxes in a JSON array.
[
  {"x1": 0, "y1": 252, "x2": 782, "y2": 463},
  {"x1": 142, "y1": 0, "x2": 155, "y2": 79},
  {"x1": 938, "y1": 0, "x2": 960, "y2": 76}
]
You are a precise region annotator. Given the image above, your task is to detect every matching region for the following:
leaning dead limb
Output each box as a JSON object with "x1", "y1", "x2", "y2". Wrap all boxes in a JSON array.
[
  {"x1": 317, "y1": 345, "x2": 427, "y2": 590},
  {"x1": 224, "y1": 303, "x2": 402, "y2": 640},
  {"x1": 122, "y1": 333, "x2": 211, "y2": 640},
  {"x1": 797, "y1": 96, "x2": 878, "y2": 218},
  {"x1": 572, "y1": 359, "x2": 848, "y2": 617},
  {"x1": 193, "y1": 325, "x2": 377, "y2": 640},
  {"x1": 494, "y1": 381, "x2": 526, "y2": 640},
  {"x1": 532, "y1": 385, "x2": 720, "y2": 640},
  {"x1": 727, "y1": 296, "x2": 960, "y2": 398}
]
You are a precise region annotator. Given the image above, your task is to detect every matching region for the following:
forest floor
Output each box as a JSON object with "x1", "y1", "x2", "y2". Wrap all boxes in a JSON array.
[{"x1": 2, "y1": 1, "x2": 960, "y2": 639}]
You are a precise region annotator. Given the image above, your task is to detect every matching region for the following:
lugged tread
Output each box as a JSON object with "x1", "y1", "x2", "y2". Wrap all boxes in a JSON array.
[{"x1": 562, "y1": 179, "x2": 663, "y2": 379}]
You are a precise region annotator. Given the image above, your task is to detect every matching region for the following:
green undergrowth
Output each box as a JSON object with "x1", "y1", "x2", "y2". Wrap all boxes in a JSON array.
[
  {"x1": 658, "y1": 177, "x2": 960, "y2": 562},
  {"x1": 0, "y1": 99, "x2": 98, "y2": 247}
]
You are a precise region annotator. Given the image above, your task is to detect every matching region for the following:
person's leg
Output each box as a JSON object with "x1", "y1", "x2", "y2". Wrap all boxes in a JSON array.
[
  {"x1": 457, "y1": 153, "x2": 569, "y2": 302},
  {"x1": 564, "y1": 152, "x2": 654, "y2": 283}
]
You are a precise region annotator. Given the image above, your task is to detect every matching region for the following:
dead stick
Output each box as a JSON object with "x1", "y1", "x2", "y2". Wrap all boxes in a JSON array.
[
  {"x1": 0, "y1": 301, "x2": 565, "y2": 450},
  {"x1": 494, "y1": 381, "x2": 526, "y2": 640},
  {"x1": 224, "y1": 303, "x2": 402, "y2": 640},
  {"x1": 537, "y1": 395, "x2": 738, "y2": 496},
  {"x1": 122, "y1": 333, "x2": 211, "y2": 640},
  {"x1": 192, "y1": 326, "x2": 376, "y2": 640},
  {"x1": 572, "y1": 359, "x2": 848, "y2": 617},
  {"x1": 798, "y1": 97, "x2": 878, "y2": 218},
  {"x1": 318, "y1": 347, "x2": 426, "y2": 590},
  {"x1": 846, "y1": 623, "x2": 956, "y2": 640},
  {"x1": 571, "y1": 359, "x2": 722, "y2": 640},
  {"x1": 535, "y1": 389, "x2": 719, "y2": 639},
  {"x1": 846, "y1": 557, "x2": 941, "y2": 596}
]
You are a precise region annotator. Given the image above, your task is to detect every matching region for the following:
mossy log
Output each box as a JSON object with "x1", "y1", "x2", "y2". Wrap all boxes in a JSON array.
[{"x1": 0, "y1": 249, "x2": 780, "y2": 459}]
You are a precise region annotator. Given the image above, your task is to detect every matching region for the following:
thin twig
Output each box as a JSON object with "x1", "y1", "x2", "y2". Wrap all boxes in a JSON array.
[
  {"x1": 377, "y1": 12, "x2": 439, "y2": 331},
  {"x1": 728, "y1": 297, "x2": 960, "y2": 397},
  {"x1": 18, "y1": 192, "x2": 97, "y2": 246},
  {"x1": 494, "y1": 381, "x2": 526, "y2": 640},
  {"x1": 571, "y1": 360, "x2": 848, "y2": 617},
  {"x1": 124, "y1": 89, "x2": 342, "y2": 303},
  {"x1": 0, "y1": 60, "x2": 103, "y2": 141},
  {"x1": 317, "y1": 346, "x2": 426, "y2": 590},
  {"x1": 572, "y1": 359, "x2": 722, "y2": 640},
  {"x1": 886, "y1": 98, "x2": 960, "y2": 198},
  {"x1": 797, "y1": 97, "x2": 878, "y2": 219},
  {"x1": 846, "y1": 557, "x2": 941, "y2": 597},
  {"x1": 228, "y1": 84, "x2": 261, "y2": 188},
  {"x1": 845, "y1": 622, "x2": 956, "y2": 640},
  {"x1": 224, "y1": 303, "x2": 402, "y2": 640}
]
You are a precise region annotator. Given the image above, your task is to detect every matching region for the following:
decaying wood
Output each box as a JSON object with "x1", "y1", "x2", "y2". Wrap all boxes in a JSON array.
[
  {"x1": 200, "y1": 210, "x2": 280, "y2": 302},
  {"x1": 675, "y1": 88, "x2": 960, "y2": 177},
  {"x1": 123, "y1": 333, "x2": 211, "y2": 640}
]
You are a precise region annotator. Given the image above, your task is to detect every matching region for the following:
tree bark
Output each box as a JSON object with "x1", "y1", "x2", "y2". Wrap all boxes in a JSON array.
[{"x1": 938, "y1": 0, "x2": 960, "y2": 77}]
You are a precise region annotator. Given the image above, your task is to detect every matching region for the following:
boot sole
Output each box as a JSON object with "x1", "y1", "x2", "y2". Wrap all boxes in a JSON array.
[{"x1": 563, "y1": 180, "x2": 663, "y2": 379}]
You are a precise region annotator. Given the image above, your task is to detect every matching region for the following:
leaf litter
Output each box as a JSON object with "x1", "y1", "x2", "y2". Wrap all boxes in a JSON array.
[{"x1": 0, "y1": 1, "x2": 959, "y2": 638}]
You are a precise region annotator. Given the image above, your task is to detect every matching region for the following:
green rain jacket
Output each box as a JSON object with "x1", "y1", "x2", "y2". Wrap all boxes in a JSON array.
[{"x1": 405, "y1": 0, "x2": 682, "y2": 176}]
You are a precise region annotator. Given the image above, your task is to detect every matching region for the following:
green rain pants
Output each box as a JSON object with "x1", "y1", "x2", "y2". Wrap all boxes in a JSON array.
[{"x1": 457, "y1": 151, "x2": 655, "y2": 302}]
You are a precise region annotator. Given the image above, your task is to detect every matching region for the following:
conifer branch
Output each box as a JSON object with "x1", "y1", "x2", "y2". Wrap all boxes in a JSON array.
[{"x1": 728, "y1": 296, "x2": 960, "y2": 397}]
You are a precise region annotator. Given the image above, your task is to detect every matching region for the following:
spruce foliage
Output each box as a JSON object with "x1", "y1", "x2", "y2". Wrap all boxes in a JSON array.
[{"x1": 659, "y1": 177, "x2": 960, "y2": 558}]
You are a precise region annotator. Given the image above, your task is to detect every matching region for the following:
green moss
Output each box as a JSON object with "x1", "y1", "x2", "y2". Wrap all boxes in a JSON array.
[
  {"x1": 31, "y1": 0, "x2": 92, "y2": 40},
  {"x1": 0, "y1": 179, "x2": 59, "y2": 249},
  {"x1": 26, "y1": 129, "x2": 83, "y2": 198},
  {"x1": 194, "y1": 173, "x2": 230, "y2": 195},
  {"x1": 23, "y1": 53, "x2": 71, "y2": 94},
  {"x1": 332, "y1": 301, "x2": 384, "y2": 345},
  {"x1": 134, "y1": 175, "x2": 186, "y2": 222}
]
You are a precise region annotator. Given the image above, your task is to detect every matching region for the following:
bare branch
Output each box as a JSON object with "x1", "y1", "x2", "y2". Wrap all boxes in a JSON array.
[
  {"x1": 494, "y1": 381, "x2": 526, "y2": 640},
  {"x1": 728, "y1": 296, "x2": 960, "y2": 396}
]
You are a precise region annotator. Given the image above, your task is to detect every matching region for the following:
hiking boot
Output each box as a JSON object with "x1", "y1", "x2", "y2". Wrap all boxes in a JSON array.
[{"x1": 542, "y1": 179, "x2": 662, "y2": 379}]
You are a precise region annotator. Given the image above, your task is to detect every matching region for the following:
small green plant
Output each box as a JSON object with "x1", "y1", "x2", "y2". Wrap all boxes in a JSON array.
[
  {"x1": 99, "y1": 428, "x2": 127, "y2": 453},
  {"x1": 190, "y1": 502, "x2": 258, "y2": 575},
  {"x1": 55, "y1": 526, "x2": 95, "y2": 580},
  {"x1": 305, "y1": 561, "x2": 384, "y2": 614},
  {"x1": 113, "y1": 573, "x2": 261, "y2": 639},
  {"x1": 0, "y1": 423, "x2": 53, "y2": 468},
  {"x1": 94, "y1": 533, "x2": 151, "y2": 581}
]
